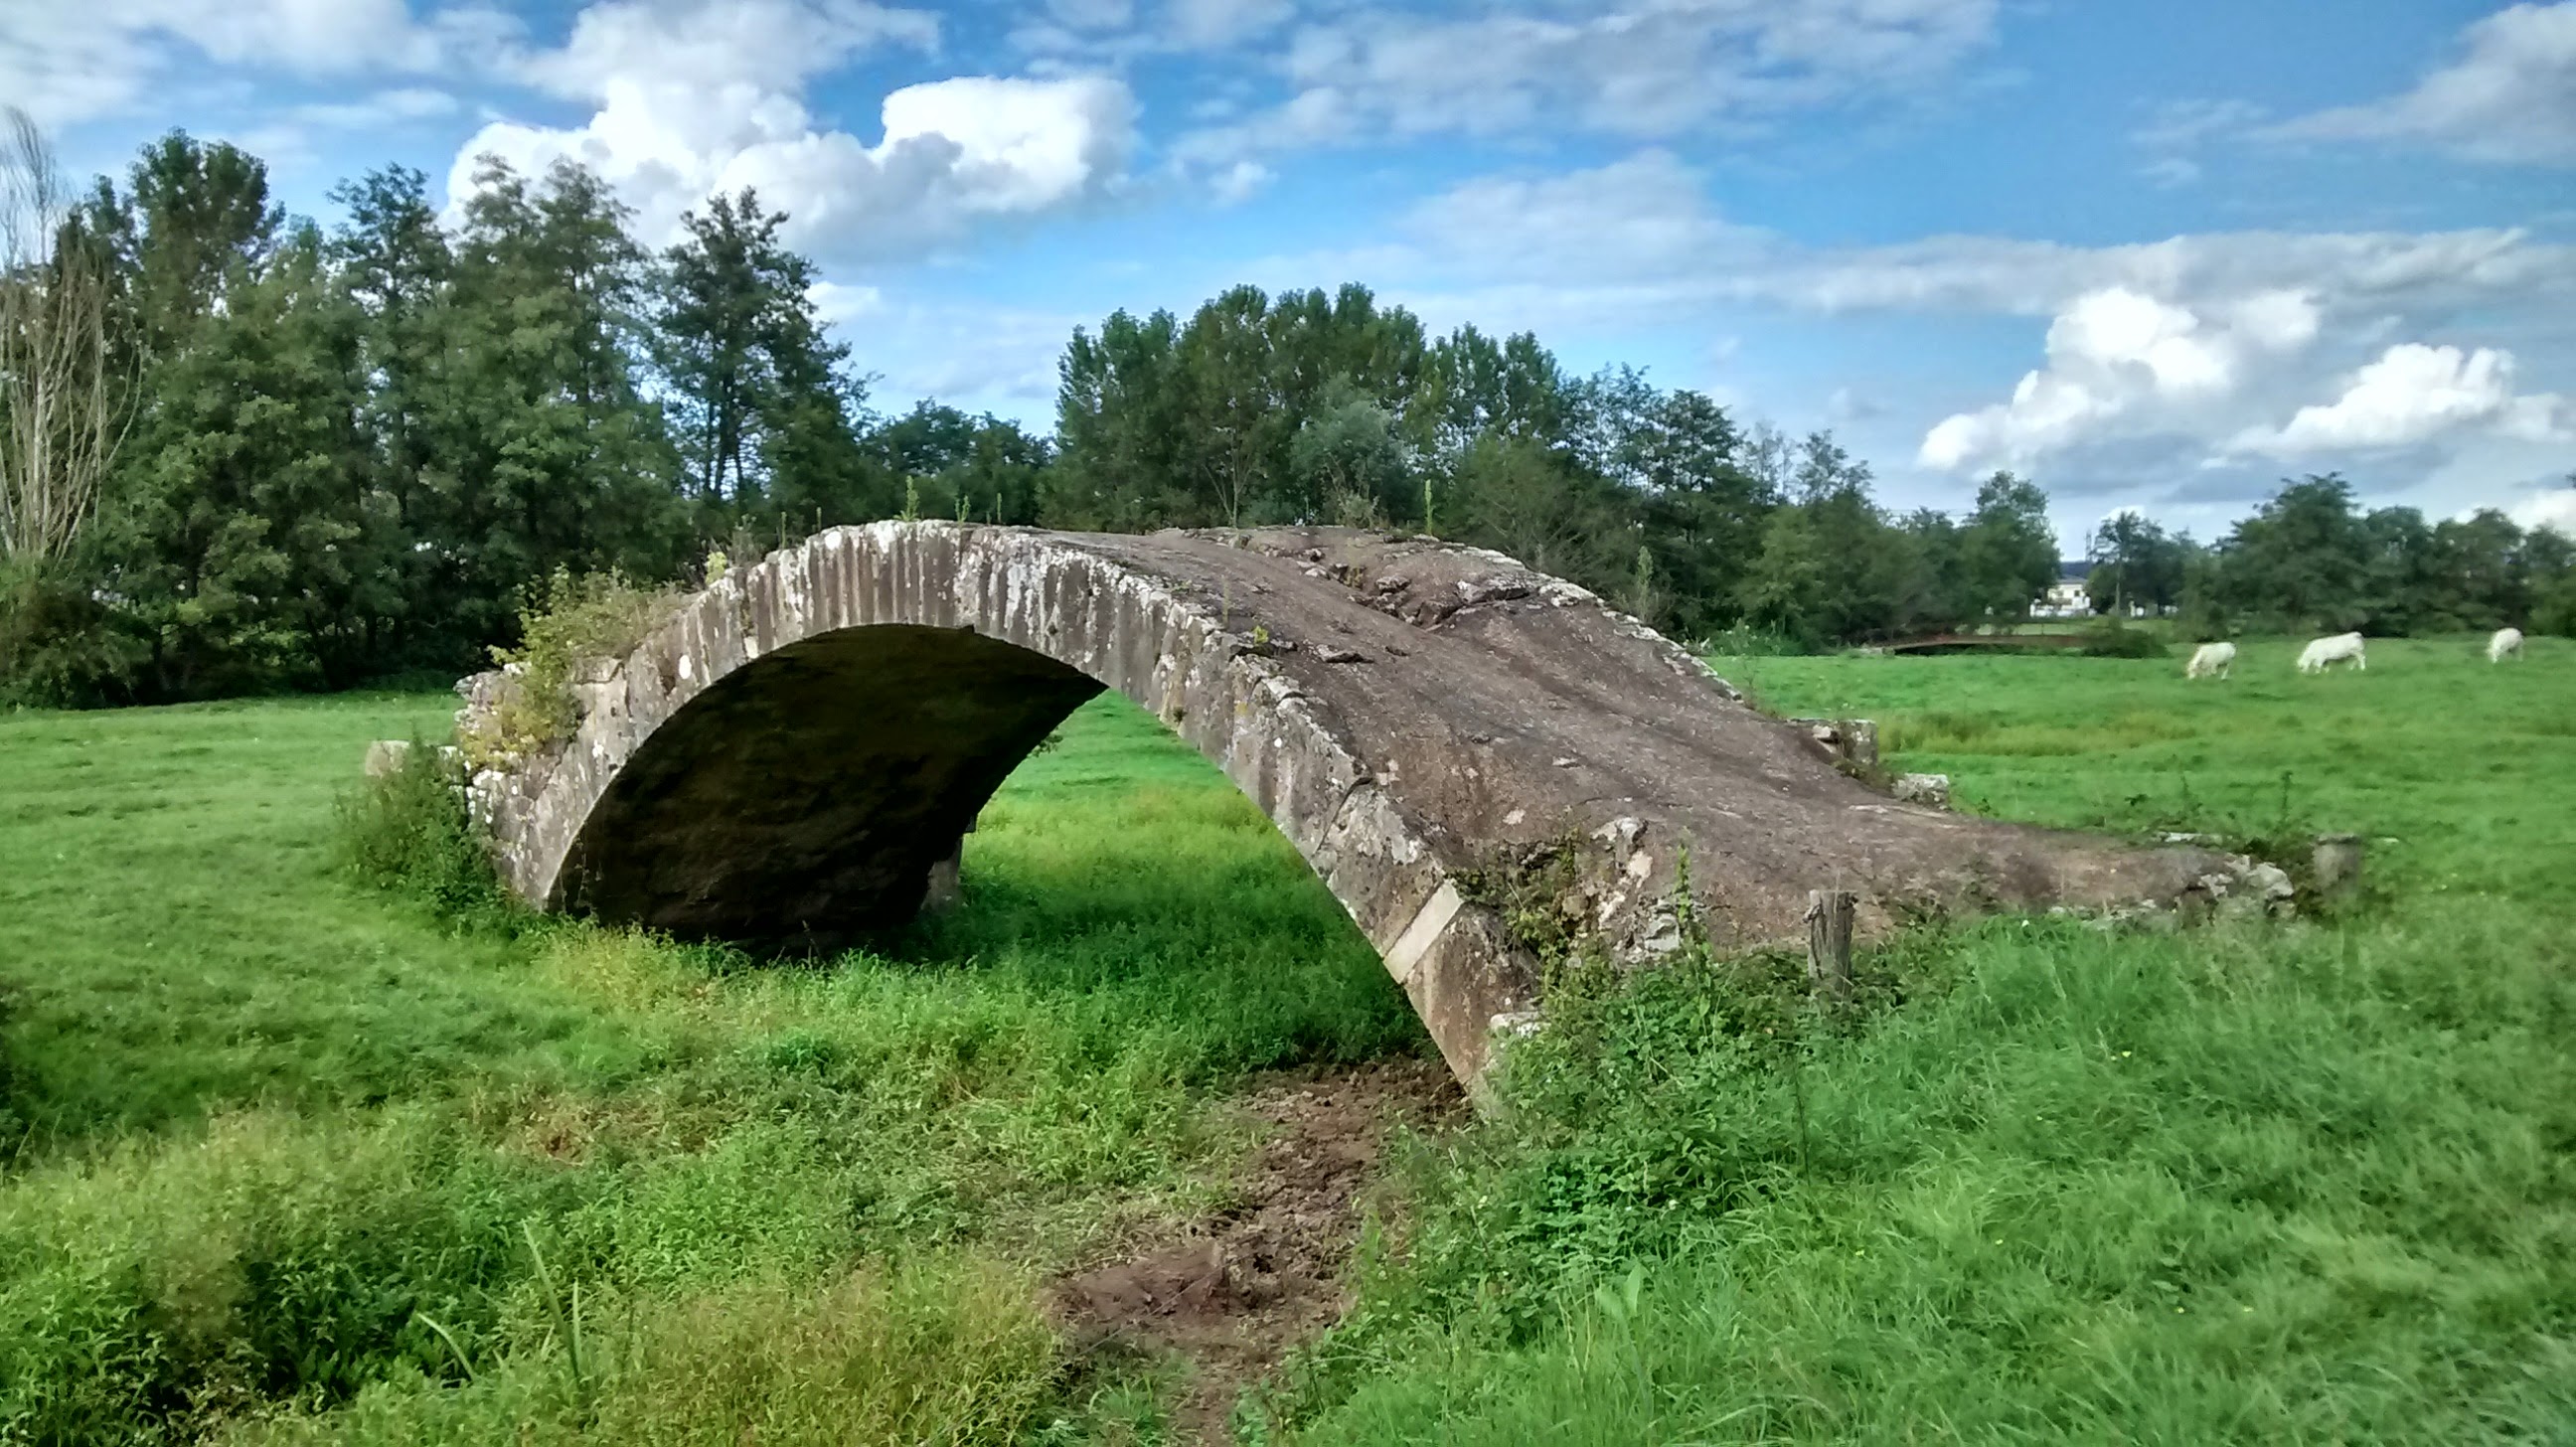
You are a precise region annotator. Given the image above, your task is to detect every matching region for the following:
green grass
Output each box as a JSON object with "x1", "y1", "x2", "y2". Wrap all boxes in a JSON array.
[
  {"x1": 0, "y1": 693, "x2": 1421, "y2": 1443},
  {"x1": 1273, "y1": 635, "x2": 2576, "y2": 1443},
  {"x1": 4, "y1": 637, "x2": 2572, "y2": 1443}
]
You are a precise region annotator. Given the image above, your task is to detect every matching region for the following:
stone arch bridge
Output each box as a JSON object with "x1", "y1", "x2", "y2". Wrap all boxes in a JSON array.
[{"x1": 457, "y1": 523, "x2": 2236, "y2": 1090}]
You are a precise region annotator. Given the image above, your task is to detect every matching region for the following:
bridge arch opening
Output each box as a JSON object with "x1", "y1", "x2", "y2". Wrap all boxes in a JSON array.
[{"x1": 554, "y1": 622, "x2": 1104, "y2": 951}]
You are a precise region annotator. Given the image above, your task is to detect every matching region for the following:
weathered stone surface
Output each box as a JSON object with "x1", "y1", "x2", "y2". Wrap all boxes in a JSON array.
[{"x1": 456, "y1": 522, "x2": 2241, "y2": 1091}]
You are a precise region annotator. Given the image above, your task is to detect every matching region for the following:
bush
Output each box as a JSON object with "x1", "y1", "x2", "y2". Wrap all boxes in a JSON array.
[
  {"x1": 0, "y1": 558, "x2": 141, "y2": 708},
  {"x1": 1700, "y1": 621, "x2": 1808, "y2": 657},
  {"x1": 333, "y1": 739, "x2": 506, "y2": 918},
  {"x1": 458, "y1": 568, "x2": 679, "y2": 767},
  {"x1": 2078, "y1": 619, "x2": 2167, "y2": 658},
  {"x1": 2534, "y1": 572, "x2": 2576, "y2": 638}
]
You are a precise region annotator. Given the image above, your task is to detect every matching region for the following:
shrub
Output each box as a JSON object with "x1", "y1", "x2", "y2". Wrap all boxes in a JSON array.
[
  {"x1": 2078, "y1": 619, "x2": 2167, "y2": 658},
  {"x1": 0, "y1": 558, "x2": 140, "y2": 708},
  {"x1": 458, "y1": 568, "x2": 679, "y2": 767},
  {"x1": 333, "y1": 739, "x2": 506, "y2": 918},
  {"x1": 1700, "y1": 621, "x2": 1808, "y2": 657}
]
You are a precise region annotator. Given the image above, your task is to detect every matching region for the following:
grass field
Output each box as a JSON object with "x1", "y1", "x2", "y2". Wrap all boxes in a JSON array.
[{"x1": 2, "y1": 635, "x2": 2570, "y2": 1443}]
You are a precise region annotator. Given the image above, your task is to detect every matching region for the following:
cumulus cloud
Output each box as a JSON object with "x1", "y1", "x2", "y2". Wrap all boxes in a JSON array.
[
  {"x1": 2268, "y1": 1, "x2": 2576, "y2": 165},
  {"x1": 446, "y1": 0, "x2": 1134, "y2": 260},
  {"x1": 1918, "y1": 287, "x2": 2321, "y2": 470},
  {"x1": 2229, "y1": 345, "x2": 2570, "y2": 456}
]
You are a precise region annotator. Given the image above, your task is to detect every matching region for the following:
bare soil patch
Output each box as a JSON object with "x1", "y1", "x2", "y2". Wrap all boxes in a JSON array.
[{"x1": 1054, "y1": 1056, "x2": 1465, "y2": 1441}]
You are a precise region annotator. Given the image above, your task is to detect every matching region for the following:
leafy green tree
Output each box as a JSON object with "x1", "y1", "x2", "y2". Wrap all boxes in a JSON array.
[
  {"x1": 658, "y1": 189, "x2": 875, "y2": 532},
  {"x1": 871, "y1": 402, "x2": 1049, "y2": 525},
  {"x1": 2211, "y1": 474, "x2": 2370, "y2": 630},
  {"x1": 1048, "y1": 307, "x2": 1187, "y2": 529},
  {"x1": 2086, "y1": 511, "x2": 2187, "y2": 618},
  {"x1": 1955, "y1": 471, "x2": 2059, "y2": 623},
  {"x1": 1451, "y1": 432, "x2": 1626, "y2": 588},
  {"x1": 99, "y1": 223, "x2": 376, "y2": 695},
  {"x1": 1611, "y1": 385, "x2": 1768, "y2": 636},
  {"x1": 2428, "y1": 509, "x2": 2527, "y2": 629},
  {"x1": 1735, "y1": 432, "x2": 1910, "y2": 643},
  {"x1": 328, "y1": 164, "x2": 456, "y2": 669},
  {"x1": 430, "y1": 155, "x2": 686, "y2": 647},
  {"x1": 1290, "y1": 377, "x2": 1410, "y2": 528}
]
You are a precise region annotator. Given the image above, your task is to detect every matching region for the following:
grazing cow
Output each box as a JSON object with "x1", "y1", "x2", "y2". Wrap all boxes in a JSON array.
[
  {"x1": 2185, "y1": 641, "x2": 2236, "y2": 680},
  {"x1": 2297, "y1": 631, "x2": 2366, "y2": 674},
  {"x1": 2490, "y1": 626, "x2": 2524, "y2": 663}
]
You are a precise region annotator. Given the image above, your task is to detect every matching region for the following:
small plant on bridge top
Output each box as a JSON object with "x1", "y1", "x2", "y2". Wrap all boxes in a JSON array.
[{"x1": 458, "y1": 566, "x2": 681, "y2": 768}]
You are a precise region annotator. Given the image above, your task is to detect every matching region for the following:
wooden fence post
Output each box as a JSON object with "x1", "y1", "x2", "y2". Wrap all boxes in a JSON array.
[{"x1": 1806, "y1": 889, "x2": 1856, "y2": 999}]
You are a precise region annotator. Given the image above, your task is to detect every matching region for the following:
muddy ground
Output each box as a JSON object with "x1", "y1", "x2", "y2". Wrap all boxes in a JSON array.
[{"x1": 1054, "y1": 1057, "x2": 1466, "y2": 1441}]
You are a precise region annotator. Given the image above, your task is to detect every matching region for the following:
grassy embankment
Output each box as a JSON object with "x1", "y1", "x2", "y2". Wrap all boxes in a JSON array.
[{"x1": 3, "y1": 633, "x2": 2571, "y2": 1442}]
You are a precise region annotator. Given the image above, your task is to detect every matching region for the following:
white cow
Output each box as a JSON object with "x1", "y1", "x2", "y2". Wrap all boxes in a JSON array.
[
  {"x1": 2297, "y1": 631, "x2": 2366, "y2": 674},
  {"x1": 2490, "y1": 626, "x2": 2523, "y2": 663},
  {"x1": 2184, "y1": 641, "x2": 2236, "y2": 680}
]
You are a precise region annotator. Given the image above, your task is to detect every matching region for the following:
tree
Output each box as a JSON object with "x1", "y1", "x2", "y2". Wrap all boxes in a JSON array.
[
  {"x1": 432, "y1": 155, "x2": 685, "y2": 648},
  {"x1": 1289, "y1": 377, "x2": 1409, "y2": 527},
  {"x1": 1048, "y1": 307, "x2": 1187, "y2": 529},
  {"x1": 871, "y1": 402, "x2": 1048, "y2": 525},
  {"x1": 329, "y1": 164, "x2": 455, "y2": 669},
  {"x1": 1, "y1": 107, "x2": 122, "y2": 566},
  {"x1": 2086, "y1": 510, "x2": 2186, "y2": 618},
  {"x1": 659, "y1": 189, "x2": 870, "y2": 530},
  {"x1": 1616, "y1": 385, "x2": 1769, "y2": 636},
  {"x1": 1452, "y1": 432, "x2": 1624, "y2": 587},
  {"x1": 1954, "y1": 471, "x2": 2058, "y2": 624},
  {"x1": 2212, "y1": 474, "x2": 2369, "y2": 630},
  {"x1": 1177, "y1": 284, "x2": 1286, "y2": 526},
  {"x1": 100, "y1": 222, "x2": 376, "y2": 695}
]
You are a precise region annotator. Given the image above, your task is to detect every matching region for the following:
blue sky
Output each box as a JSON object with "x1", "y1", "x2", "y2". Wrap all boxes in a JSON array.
[{"x1": 12, "y1": 0, "x2": 2574, "y2": 549}]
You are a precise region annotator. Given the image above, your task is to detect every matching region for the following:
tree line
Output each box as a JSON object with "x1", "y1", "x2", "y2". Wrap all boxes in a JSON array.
[
  {"x1": 2089, "y1": 474, "x2": 2576, "y2": 639},
  {"x1": 3, "y1": 122, "x2": 2570, "y2": 707}
]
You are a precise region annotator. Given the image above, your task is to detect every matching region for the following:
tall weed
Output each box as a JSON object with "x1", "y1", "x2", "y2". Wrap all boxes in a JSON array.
[{"x1": 331, "y1": 739, "x2": 506, "y2": 919}]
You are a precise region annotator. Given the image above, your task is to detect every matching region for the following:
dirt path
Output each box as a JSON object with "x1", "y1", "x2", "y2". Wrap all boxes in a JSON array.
[{"x1": 1054, "y1": 1057, "x2": 1465, "y2": 1441}]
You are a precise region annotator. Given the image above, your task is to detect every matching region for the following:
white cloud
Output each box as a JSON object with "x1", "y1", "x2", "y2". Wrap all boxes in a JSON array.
[
  {"x1": 1317, "y1": 148, "x2": 2569, "y2": 501},
  {"x1": 2139, "y1": 156, "x2": 2200, "y2": 189},
  {"x1": 517, "y1": 0, "x2": 934, "y2": 97},
  {"x1": 1209, "y1": 159, "x2": 1274, "y2": 205},
  {"x1": 1178, "y1": 0, "x2": 2002, "y2": 164},
  {"x1": 2510, "y1": 486, "x2": 2576, "y2": 537},
  {"x1": 1166, "y1": 0, "x2": 1293, "y2": 49},
  {"x1": 2228, "y1": 344, "x2": 2570, "y2": 456},
  {"x1": 2131, "y1": 96, "x2": 2267, "y2": 151},
  {"x1": 1405, "y1": 150, "x2": 1767, "y2": 285},
  {"x1": 1, "y1": 0, "x2": 512, "y2": 125},
  {"x1": 806, "y1": 279, "x2": 885, "y2": 325},
  {"x1": 445, "y1": 0, "x2": 1133, "y2": 261},
  {"x1": 291, "y1": 86, "x2": 462, "y2": 129},
  {"x1": 2268, "y1": 1, "x2": 2576, "y2": 165}
]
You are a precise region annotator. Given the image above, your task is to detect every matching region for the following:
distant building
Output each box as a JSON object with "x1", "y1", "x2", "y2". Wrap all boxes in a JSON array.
[{"x1": 2034, "y1": 561, "x2": 2091, "y2": 619}]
